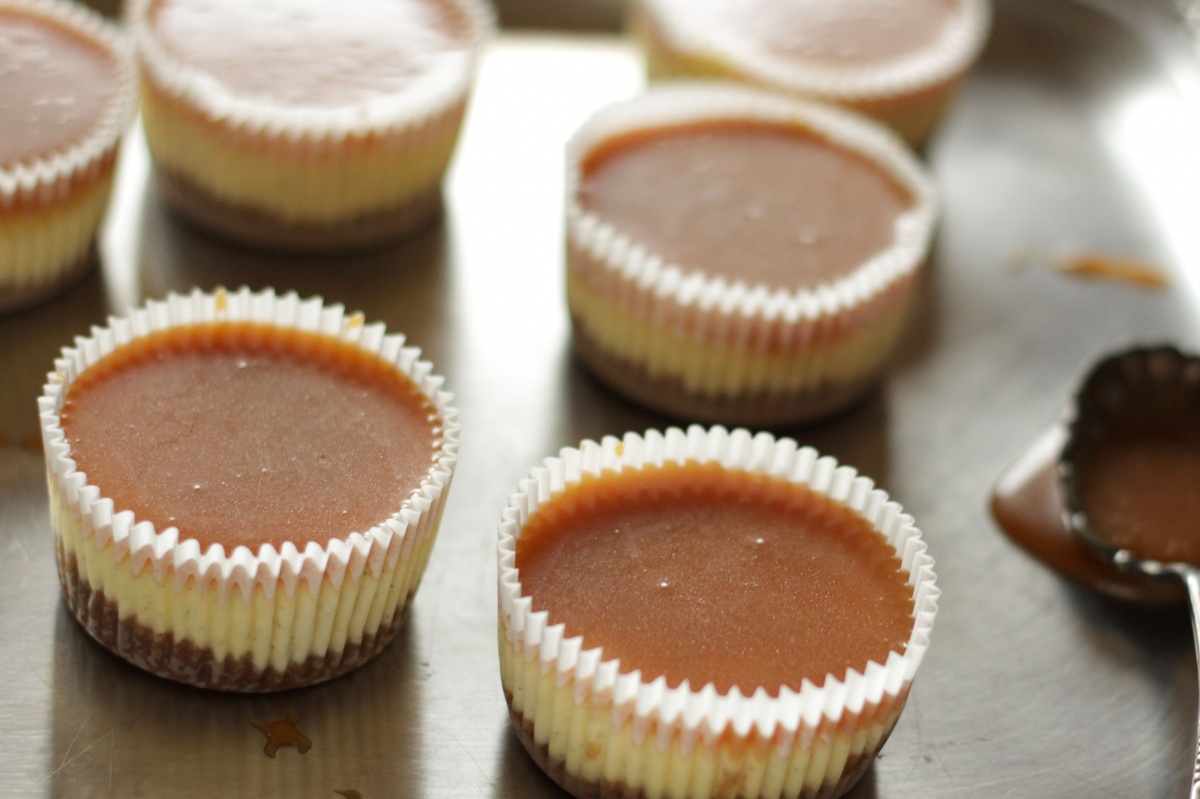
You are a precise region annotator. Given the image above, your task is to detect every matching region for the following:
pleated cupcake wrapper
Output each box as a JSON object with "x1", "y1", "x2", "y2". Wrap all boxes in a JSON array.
[
  {"x1": 0, "y1": 180, "x2": 110, "y2": 308},
  {"x1": 140, "y1": 100, "x2": 461, "y2": 229},
  {"x1": 128, "y1": 0, "x2": 494, "y2": 143},
  {"x1": 498, "y1": 427, "x2": 938, "y2": 781},
  {"x1": 40, "y1": 288, "x2": 459, "y2": 686},
  {"x1": 566, "y1": 86, "x2": 935, "y2": 407},
  {"x1": 0, "y1": 0, "x2": 136, "y2": 208},
  {"x1": 632, "y1": 0, "x2": 990, "y2": 105}
]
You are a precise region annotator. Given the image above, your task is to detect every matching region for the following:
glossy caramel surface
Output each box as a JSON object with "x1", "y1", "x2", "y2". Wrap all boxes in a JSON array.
[
  {"x1": 150, "y1": 0, "x2": 471, "y2": 108},
  {"x1": 60, "y1": 322, "x2": 441, "y2": 550},
  {"x1": 0, "y1": 9, "x2": 117, "y2": 167},
  {"x1": 579, "y1": 122, "x2": 912, "y2": 290},
  {"x1": 516, "y1": 461, "x2": 914, "y2": 695},
  {"x1": 1080, "y1": 433, "x2": 1200, "y2": 566}
]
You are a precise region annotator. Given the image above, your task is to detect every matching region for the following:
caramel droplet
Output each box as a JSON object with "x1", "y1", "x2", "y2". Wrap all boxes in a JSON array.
[{"x1": 251, "y1": 712, "x2": 312, "y2": 758}]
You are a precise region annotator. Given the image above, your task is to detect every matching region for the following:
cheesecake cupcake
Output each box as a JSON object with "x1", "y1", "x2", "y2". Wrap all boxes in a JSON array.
[
  {"x1": 40, "y1": 288, "x2": 460, "y2": 691},
  {"x1": 630, "y1": 0, "x2": 990, "y2": 147},
  {"x1": 498, "y1": 426, "x2": 938, "y2": 799},
  {"x1": 129, "y1": 0, "x2": 494, "y2": 251},
  {"x1": 0, "y1": 0, "x2": 135, "y2": 312},
  {"x1": 566, "y1": 85, "x2": 937, "y2": 426}
]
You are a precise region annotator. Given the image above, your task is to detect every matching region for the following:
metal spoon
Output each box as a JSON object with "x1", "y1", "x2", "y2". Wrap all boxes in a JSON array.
[{"x1": 1060, "y1": 345, "x2": 1200, "y2": 799}]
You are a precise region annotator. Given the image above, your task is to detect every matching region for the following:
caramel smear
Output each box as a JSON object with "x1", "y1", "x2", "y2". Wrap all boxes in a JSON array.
[
  {"x1": 1010, "y1": 248, "x2": 1169, "y2": 290},
  {"x1": 251, "y1": 712, "x2": 312, "y2": 758},
  {"x1": 335, "y1": 791, "x2": 364, "y2": 799},
  {"x1": 1061, "y1": 253, "x2": 1169, "y2": 289},
  {"x1": 20, "y1": 434, "x2": 41, "y2": 454},
  {"x1": 989, "y1": 425, "x2": 1182, "y2": 604}
]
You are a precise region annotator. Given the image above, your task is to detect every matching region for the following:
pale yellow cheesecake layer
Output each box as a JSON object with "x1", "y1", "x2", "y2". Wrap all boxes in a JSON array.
[
  {"x1": 0, "y1": 170, "x2": 112, "y2": 295},
  {"x1": 500, "y1": 629, "x2": 906, "y2": 799},
  {"x1": 50, "y1": 474, "x2": 442, "y2": 674},
  {"x1": 140, "y1": 83, "x2": 466, "y2": 224},
  {"x1": 566, "y1": 270, "x2": 914, "y2": 398}
]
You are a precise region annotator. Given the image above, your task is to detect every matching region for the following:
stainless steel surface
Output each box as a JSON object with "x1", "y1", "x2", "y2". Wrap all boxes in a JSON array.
[{"x1": 5, "y1": 2, "x2": 1200, "y2": 795}]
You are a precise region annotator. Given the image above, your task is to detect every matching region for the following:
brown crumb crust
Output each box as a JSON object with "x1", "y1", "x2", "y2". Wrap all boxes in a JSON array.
[
  {"x1": 154, "y1": 168, "x2": 444, "y2": 254},
  {"x1": 570, "y1": 323, "x2": 879, "y2": 427},
  {"x1": 58, "y1": 551, "x2": 411, "y2": 692},
  {"x1": 506, "y1": 695, "x2": 882, "y2": 799}
]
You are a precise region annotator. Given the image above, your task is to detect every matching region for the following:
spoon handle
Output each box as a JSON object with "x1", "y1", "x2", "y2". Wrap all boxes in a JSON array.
[{"x1": 1186, "y1": 569, "x2": 1200, "y2": 799}]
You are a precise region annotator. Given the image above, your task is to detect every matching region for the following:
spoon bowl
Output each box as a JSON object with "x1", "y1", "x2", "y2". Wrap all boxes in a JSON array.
[{"x1": 1060, "y1": 345, "x2": 1200, "y2": 799}]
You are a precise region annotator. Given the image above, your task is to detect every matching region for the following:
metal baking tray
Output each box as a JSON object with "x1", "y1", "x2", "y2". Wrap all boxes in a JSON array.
[{"x1": 4, "y1": 1, "x2": 1200, "y2": 795}]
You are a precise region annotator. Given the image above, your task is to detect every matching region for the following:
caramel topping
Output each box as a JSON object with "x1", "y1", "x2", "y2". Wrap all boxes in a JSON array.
[
  {"x1": 251, "y1": 712, "x2": 312, "y2": 758},
  {"x1": 695, "y1": 0, "x2": 958, "y2": 65},
  {"x1": 0, "y1": 9, "x2": 118, "y2": 167},
  {"x1": 1079, "y1": 433, "x2": 1200, "y2": 566},
  {"x1": 988, "y1": 427, "x2": 1180, "y2": 604},
  {"x1": 579, "y1": 122, "x2": 912, "y2": 291},
  {"x1": 515, "y1": 461, "x2": 913, "y2": 695},
  {"x1": 59, "y1": 322, "x2": 441, "y2": 551},
  {"x1": 150, "y1": 0, "x2": 472, "y2": 109}
]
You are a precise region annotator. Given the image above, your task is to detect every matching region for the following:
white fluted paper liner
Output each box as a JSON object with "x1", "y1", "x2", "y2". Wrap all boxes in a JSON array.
[
  {"x1": 0, "y1": 0, "x2": 135, "y2": 307},
  {"x1": 498, "y1": 426, "x2": 938, "y2": 799},
  {"x1": 566, "y1": 85, "x2": 936, "y2": 424},
  {"x1": 632, "y1": 0, "x2": 989, "y2": 143},
  {"x1": 40, "y1": 288, "x2": 460, "y2": 690}
]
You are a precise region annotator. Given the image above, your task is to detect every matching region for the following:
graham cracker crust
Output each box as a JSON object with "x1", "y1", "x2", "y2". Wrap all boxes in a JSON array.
[
  {"x1": 506, "y1": 698, "x2": 882, "y2": 799},
  {"x1": 58, "y1": 552, "x2": 411, "y2": 692},
  {"x1": 570, "y1": 325, "x2": 878, "y2": 428},
  {"x1": 155, "y1": 168, "x2": 444, "y2": 254}
]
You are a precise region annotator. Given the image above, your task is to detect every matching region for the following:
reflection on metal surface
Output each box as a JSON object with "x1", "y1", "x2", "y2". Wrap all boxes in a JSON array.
[
  {"x1": 7, "y1": 5, "x2": 1200, "y2": 797},
  {"x1": 1179, "y1": 0, "x2": 1200, "y2": 34},
  {"x1": 1103, "y1": 83, "x2": 1200, "y2": 314}
]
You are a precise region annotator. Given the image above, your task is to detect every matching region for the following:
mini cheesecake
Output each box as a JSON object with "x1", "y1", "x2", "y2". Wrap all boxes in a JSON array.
[
  {"x1": 40, "y1": 289, "x2": 459, "y2": 691},
  {"x1": 0, "y1": 0, "x2": 134, "y2": 312},
  {"x1": 630, "y1": 0, "x2": 990, "y2": 146},
  {"x1": 566, "y1": 85, "x2": 936, "y2": 426},
  {"x1": 129, "y1": 0, "x2": 493, "y2": 251},
  {"x1": 498, "y1": 426, "x2": 938, "y2": 799}
]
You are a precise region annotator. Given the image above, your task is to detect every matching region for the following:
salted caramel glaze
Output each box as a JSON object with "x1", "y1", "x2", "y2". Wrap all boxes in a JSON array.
[
  {"x1": 579, "y1": 122, "x2": 913, "y2": 290},
  {"x1": 149, "y1": 0, "x2": 471, "y2": 108},
  {"x1": 0, "y1": 8, "x2": 118, "y2": 166},
  {"x1": 516, "y1": 461, "x2": 914, "y2": 695},
  {"x1": 1079, "y1": 433, "x2": 1200, "y2": 567},
  {"x1": 692, "y1": 0, "x2": 959, "y2": 65},
  {"x1": 989, "y1": 427, "x2": 1180, "y2": 604},
  {"x1": 59, "y1": 322, "x2": 441, "y2": 551}
]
